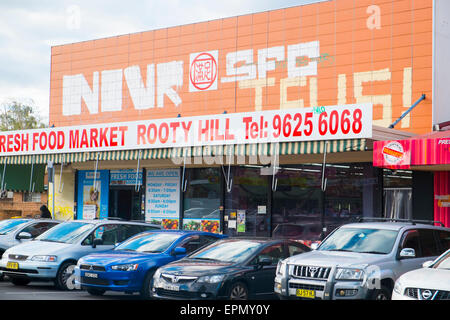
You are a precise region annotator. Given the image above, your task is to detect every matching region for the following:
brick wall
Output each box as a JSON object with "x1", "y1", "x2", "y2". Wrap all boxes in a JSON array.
[{"x1": 0, "y1": 192, "x2": 48, "y2": 220}]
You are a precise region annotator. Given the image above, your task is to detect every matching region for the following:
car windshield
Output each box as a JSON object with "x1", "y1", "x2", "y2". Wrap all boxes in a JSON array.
[
  {"x1": 115, "y1": 232, "x2": 181, "y2": 253},
  {"x1": 35, "y1": 222, "x2": 94, "y2": 244},
  {"x1": 189, "y1": 240, "x2": 263, "y2": 263},
  {"x1": 318, "y1": 228, "x2": 398, "y2": 254},
  {"x1": 433, "y1": 251, "x2": 450, "y2": 270},
  {"x1": 0, "y1": 219, "x2": 29, "y2": 235}
]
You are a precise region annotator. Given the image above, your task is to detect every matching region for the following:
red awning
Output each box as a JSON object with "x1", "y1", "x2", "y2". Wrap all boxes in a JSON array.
[{"x1": 373, "y1": 130, "x2": 450, "y2": 169}]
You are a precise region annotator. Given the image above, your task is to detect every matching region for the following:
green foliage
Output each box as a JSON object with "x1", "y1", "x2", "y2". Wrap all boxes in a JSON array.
[{"x1": 0, "y1": 100, "x2": 46, "y2": 131}]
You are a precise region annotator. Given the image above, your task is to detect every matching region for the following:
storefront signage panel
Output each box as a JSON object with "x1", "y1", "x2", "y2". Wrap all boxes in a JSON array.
[
  {"x1": 50, "y1": 0, "x2": 433, "y2": 134},
  {"x1": 374, "y1": 136, "x2": 450, "y2": 168},
  {"x1": 145, "y1": 168, "x2": 180, "y2": 229},
  {"x1": 110, "y1": 169, "x2": 143, "y2": 186},
  {"x1": 0, "y1": 104, "x2": 372, "y2": 156}
]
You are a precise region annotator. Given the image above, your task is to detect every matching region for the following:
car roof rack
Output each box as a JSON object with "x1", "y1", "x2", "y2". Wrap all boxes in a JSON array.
[{"x1": 356, "y1": 217, "x2": 445, "y2": 227}]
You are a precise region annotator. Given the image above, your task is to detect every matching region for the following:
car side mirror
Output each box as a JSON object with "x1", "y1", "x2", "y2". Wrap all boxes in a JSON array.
[
  {"x1": 172, "y1": 247, "x2": 187, "y2": 256},
  {"x1": 258, "y1": 257, "x2": 272, "y2": 267},
  {"x1": 399, "y1": 248, "x2": 416, "y2": 259},
  {"x1": 17, "y1": 232, "x2": 32, "y2": 240},
  {"x1": 92, "y1": 238, "x2": 103, "y2": 248},
  {"x1": 114, "y1": 242, "x2": 121, "y2": 249},
  {"x1": 310, "y1": 243, "x2": 319, "y2": 250},
  {"x1": 422, "y1": 260, "x2": 433, "y2": 268}
]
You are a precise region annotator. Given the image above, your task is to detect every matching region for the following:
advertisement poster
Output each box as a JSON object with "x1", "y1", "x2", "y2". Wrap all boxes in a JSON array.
[
  {"x1": 237, "y1": 210, "x2": 246, "y2": 233},
  {"x1": 77, "y1": 170, "x2": 109, "y2": 220},
  {"x1": 183, "y1": 218, "x2": 220, "y2": 234},
  {"x1": 110, "y1": 169, "x2": 143, "y2": 186},
  {"x1": 48, "y1": 169, "x2": 75, "y2": 221},
  {"x1": 145, "y1": 168, "x2": 180, "y2": 229}
]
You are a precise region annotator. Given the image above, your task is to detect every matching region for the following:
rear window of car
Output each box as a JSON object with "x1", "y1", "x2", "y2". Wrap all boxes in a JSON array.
[{"x1": 419, "y1": 229, "x2": 441, "y2": 257}]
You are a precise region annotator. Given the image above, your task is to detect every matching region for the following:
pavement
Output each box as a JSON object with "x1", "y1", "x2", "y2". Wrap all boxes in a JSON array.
[{"x1": 0, "y1": 278, "x2": 141, "y2": 300}]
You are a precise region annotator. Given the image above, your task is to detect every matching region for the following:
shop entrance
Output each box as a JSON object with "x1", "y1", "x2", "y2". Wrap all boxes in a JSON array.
[{"x1": 109, "y1": 186, "x2": 141, "y2": 221}]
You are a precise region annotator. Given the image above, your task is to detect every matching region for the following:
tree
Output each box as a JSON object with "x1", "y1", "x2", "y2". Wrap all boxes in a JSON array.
[{"x1": 0, "y1": 100, "x2": 46, "y2": 131}]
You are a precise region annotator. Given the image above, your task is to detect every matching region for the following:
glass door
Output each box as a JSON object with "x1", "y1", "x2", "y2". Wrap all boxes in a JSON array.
[{"x1": 224, "y1": 167, "x2": 270, "y2": 237}]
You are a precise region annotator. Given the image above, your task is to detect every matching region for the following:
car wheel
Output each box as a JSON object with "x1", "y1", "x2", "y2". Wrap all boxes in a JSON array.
[
  {"x1": 87, "y1": 288, "x2": 106, "y2": 296},
  {"x1": 140, "y1": 269, "x2": 156, "y2": 300},
  {"x1": 56, "y1": 261, "x2": 77, "y2": 290},
  {"x1": 229, "y1": 282, "x2": 249, "y2": 300},
  {"x1": 11, "y1": 278, "x2": 30, "y2": 286},
  {"x1": 370, "y1": 285, "x2": 392, "y2": 300}
]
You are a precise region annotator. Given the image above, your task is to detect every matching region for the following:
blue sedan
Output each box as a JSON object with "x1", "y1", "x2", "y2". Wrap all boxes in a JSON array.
[{"x1": 74, "y1": 230, "x2": 226, "y2": 298}]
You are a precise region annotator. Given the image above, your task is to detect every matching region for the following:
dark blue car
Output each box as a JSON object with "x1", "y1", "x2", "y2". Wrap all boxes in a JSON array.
[{"x1": 74, "y1": 230, "x2": 226, "y2": 298}]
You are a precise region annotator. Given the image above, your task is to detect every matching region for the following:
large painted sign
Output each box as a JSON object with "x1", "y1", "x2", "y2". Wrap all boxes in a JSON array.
[
  {"x1": 0, "y1": 104, "x2": 372, "y2": 156},
  {"x1": 50, "y1": 0, "x2": 433, "y2": 134}
]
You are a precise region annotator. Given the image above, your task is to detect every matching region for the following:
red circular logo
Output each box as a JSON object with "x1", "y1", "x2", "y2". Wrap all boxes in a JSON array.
[{"x1": 190, "y1": 53, "x2": 218, "y2": 91}]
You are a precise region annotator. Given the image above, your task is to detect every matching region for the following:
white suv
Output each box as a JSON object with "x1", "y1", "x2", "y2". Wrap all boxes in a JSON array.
[
  {"x1": 392, "y1": 249, "x2": 450, "y2": 300},
  {"x1": 275, "y1": 219, "x2": 450, "y2": 300}
]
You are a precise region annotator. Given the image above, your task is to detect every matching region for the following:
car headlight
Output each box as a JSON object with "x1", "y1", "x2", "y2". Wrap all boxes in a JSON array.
[
  {"x1": 393, "y1": 281, "x2": 403, "y2": 295},
  {"x1": 276, "y1": 260, "x2": 287, "y2": 276},
  {"x1": 110, "y1": 264, "x2": 138, "y2": 271},
  {"x1": 153, "y1": 268, "x2": 162, "y2": 280},
  {"x1": 197, "y1": 275, "x2": 225, "y2": 283},
  {"x1": 336, "y1": 268, "x2": 364, "y2": 280},
  {"x1": 30, "y1": 255, "x2": 57, "y2": 262}
]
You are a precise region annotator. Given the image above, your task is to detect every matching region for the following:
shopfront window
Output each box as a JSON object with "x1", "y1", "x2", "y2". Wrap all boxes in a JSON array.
[
  {"x1": 224, "y1": 167, "x2": 269, "y2": 237},
  {"x1": 324, "y1": 164, "x2": 366, "y2": 231},
  {"x1": 271, "y1": 165, "x2": 322, "y2": 242},
  {"x1": 383, "y1": 169, "x2": 412, "y2": 220},
  {"x1": 183, "y1": 168, "x2": 221, "y2": 233}
]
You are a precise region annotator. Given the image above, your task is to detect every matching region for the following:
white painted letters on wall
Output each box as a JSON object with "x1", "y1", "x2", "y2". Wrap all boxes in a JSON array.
[
  {"x1": 221, "y1": 49, "x2": 257, "y2": 83},
  {"x1": 287, "y1": 41, "x2": 320, "y2": 78},
  {"x1": 124, "y1": 65, "x2": 156, "y2": 110},
  {"x1": 101, "y1": 69, "x2": 123, "y2": 112},
  {"x1": 157, "y1": 61, "x2": 183, "y2": 108},
  {"x1": 62, "y1": 72, "x2": 99, "y2": 116}
]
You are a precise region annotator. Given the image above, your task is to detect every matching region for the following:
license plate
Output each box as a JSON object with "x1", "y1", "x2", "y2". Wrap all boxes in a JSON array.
[
  {"x1": 84, "y1": 272, "x2": 98, "y2": 278},
  {"x1": 6, "y1": 262, "x2": 19, "y2": 270},
  {"x1": 296, "y1": 289, "x2": 315, "y2": 299},
  {"x1": 162, "y1": 283, "x2": 180, "y2": 291}
]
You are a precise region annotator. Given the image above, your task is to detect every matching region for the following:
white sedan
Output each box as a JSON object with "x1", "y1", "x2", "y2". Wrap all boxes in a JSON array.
[{"x1": 392, "y1": 249, "x2": 450, "y2": 300}]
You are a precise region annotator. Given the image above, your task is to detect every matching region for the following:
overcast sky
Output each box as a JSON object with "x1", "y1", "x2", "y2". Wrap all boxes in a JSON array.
[{"x1": 0, "y1": 0, "x2": 325, "y2": 124}]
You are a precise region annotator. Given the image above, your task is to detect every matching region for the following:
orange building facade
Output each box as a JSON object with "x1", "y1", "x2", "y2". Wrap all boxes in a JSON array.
[
  {"x1": 50, "y1": 0, "x2": 433, "y2": 134},
  {"x1": 3, "y1": 0, "x2": 448, "y2": 235}
]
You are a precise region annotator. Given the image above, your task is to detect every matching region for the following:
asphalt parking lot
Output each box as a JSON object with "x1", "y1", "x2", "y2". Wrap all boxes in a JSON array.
[{"x1": 0, "y1": 278, "x2": 141, "y2": 300}]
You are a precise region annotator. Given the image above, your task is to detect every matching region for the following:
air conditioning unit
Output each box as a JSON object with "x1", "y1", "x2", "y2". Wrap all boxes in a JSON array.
[{"x1": 0, "y1": 191, "x2": 13, "y2": 200}]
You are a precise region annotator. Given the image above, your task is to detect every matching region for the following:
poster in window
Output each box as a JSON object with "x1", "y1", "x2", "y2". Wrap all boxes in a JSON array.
[
  {"x1": 145, "y1": 168, "x2": 180, "y2": 229},
  {"x1": 237, "y1": 210, "x2": 246, "y2": 233},
  {"x1": 77, "y1": 170, "x2": 109, "y2": 220}
]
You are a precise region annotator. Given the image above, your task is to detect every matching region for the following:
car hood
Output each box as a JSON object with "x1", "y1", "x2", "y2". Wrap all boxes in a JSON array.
[
  {"x1": 285, "y1": 250, "x2": 388, "y2": 268},
  {"x1": 0, "y1": 236, "x2": 11, "y2": 249},
  {"x1": 398, "y1": 268, "x2": 450, "y2": 291},
  {"x1": 79, "y1": 251, "x2": 166, "y2": 266},
  {"x1": 159, "y1": 259, "x2": 236, "y2": 276},
  {"x1": 5, "y1": 240, "x2": 71, "y2": 256}
]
